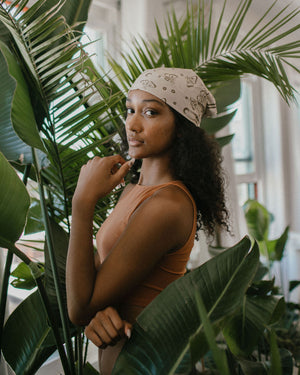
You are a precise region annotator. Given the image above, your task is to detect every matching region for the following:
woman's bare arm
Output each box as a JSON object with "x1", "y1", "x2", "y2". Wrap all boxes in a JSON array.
[
  {"x1": 66, "y1": 155, "x2": 134, "y2": 325},
  {"x1": 66, "y1": 157, "x2": 194, "y2": 326}
]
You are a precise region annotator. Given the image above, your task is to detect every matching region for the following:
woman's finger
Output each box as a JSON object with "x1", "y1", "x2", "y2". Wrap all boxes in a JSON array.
[
  {"x1": 84, "y1": 325, "x2": 106, "y2": 348},
  {"x1": 124, "y1": 321, "x2": 133, "y2": 339},
  {"x1": 104, "y1": 307, "x2": 125, "y2": 336},
  {"x1": 99, "y1": 313, "x2": 122, "y2": 344},
  {"x1": 113, "y1": 159, "x2": 135, "y2": 181},
  {"x1": 91, "y1": 310, "x2": 123, "y2": 344},
  {"x1": 87, "y1": 316, "x2": 116, "y2": 345}
]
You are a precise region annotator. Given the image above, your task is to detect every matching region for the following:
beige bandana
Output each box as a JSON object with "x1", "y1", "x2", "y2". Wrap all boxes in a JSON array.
[{"x1": 129, "y1": 68, "x2": 217, "y2": 126}]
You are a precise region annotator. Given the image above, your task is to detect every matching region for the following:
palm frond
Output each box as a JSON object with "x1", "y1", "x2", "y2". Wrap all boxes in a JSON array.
[
  {"x1": 109, "y1": 0, "x2": 299, "y2": 104},
  {"x1": 0, "y1": 0, "x2": 127, "y2": 230}
]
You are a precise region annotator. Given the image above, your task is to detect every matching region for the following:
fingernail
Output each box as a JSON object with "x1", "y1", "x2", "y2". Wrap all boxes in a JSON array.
[
  {"x1": 128, "y1": 158, "x2": 135, "y2": 168},
  {"x1": 125, "y1": 328, "x2": 131, "y2": 339}
]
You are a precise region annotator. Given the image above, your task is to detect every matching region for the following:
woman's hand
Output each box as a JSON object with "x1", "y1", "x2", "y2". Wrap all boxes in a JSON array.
[
  {"x1": 73, "y1": 155, "x2": 134, "y2": 209},
  {"x1": 84, "y1": 307, "x2": 132, "y2": 349}
]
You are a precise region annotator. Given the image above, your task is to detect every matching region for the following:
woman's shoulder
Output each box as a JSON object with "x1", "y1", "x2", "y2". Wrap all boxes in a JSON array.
[
  {"x1": 133, "y1": 182, "x2": 195, "y2": 247},
  {"x1": 121, "y1": 180, "x2": 195, "y2": 221},
  {"x1": 153, "y1": 181, "x2": 195, "y2": 211},
  {"x1": 138, "y1": 182, "x2": 195, "y2": 226}
]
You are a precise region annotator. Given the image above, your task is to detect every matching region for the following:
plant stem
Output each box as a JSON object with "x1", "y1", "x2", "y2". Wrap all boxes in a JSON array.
[
  {"x1": 32, "y1": 148, "x2": 76, "y2": 374},
  {"x1": 22, "y1": 164, "x2": 31, "y2": 186},
  {"x1": 83, "y1": 336, "x2": 89, "y2": 365},
  {"x1": 76, "y1": 328, "x2": 83, "y2": 375}
]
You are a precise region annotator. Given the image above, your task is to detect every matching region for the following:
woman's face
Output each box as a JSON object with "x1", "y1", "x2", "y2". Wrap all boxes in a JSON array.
[{"x1": 125, "y1": 90, "x2": 176, "y2": 160}]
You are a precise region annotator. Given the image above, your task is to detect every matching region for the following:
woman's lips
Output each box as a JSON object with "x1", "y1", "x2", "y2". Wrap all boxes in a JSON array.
[{"x1": 127, "y1": 137, "x2": 144, "y2": 146}]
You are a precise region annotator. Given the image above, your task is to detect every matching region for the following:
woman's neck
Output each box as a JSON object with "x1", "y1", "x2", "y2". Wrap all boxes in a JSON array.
[{"x1": 138, "y1": 157, "x2": 174, "y2": 186}]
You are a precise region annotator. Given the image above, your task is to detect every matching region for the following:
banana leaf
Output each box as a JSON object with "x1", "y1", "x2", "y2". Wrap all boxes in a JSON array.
[
  {"x1": 2, "y1": 290, "x2": 56, "y2": 375},
  {"x1": 223, "y1": 295, "x2": 285, "y2": 356},
  {"x1": 211, "y1": 79, "x2": 241, "y2": 113},
  {"x1": 113, "y1": 236, "x2": 259, "y2": 374},
  {"x1": 238, "y1": 348, "x2": 293, "y2": 375},
  {"x1": 0, "y1": 41, "x2": 44, "y2": 152},
  {"x1": 267, "y1": 226, "x2": 289, "y2": 261},
  {"x1": 0, "y1": 152, "x2": 30, "y2": 248},
  {"x1": 24, "y1": 197, "x2": 44, "y2": 235},
  {"x1": 194, "y1": 292, "x2": 230, "y2": 375},
  {"x1": 44, "y1": 218, "x2": 70, "y2": 320},
  {"x1": 243, "y1": 199, "x2": 271, "y2": 242},
  {"x1": 201, "y1": 109, "x2": 238, "y2": 134},
  {"x1": 0, "y1": 46, "x2": 33, "y2": 163},
  {"x1": 243, "y1": 200, "x2": 290, "y2": 261},
  {"x1": 10, "y1": 261, "x2": 43, "y2": 290}
]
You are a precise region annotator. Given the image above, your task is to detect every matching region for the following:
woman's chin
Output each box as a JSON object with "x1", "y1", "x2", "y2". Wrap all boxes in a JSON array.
[{"x1": 128, "y1": 149, "x2": 142, "y2": 159}]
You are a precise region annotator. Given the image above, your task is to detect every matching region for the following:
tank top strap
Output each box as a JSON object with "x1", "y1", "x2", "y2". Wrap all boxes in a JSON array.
[
  {"x1": 128, "y1": 180, "x2": 197, "y2": 232},
  {"x1": 156, "y1": 181, "x2": 197, "y2": 222}
]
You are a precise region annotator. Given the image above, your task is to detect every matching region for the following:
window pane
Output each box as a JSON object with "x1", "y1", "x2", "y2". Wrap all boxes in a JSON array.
[
  {"x1": 230, "y1": 81, "x2": 255, "y2": 175},
  {"x1": 237, "y1": 182, "x2": 257, "y2": 206}
]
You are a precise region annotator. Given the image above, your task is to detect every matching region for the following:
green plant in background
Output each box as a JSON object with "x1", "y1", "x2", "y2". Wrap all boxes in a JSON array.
[
  {"x1": 243, "y1": 199, "x2": 300, "y2": 372},
  {"x1": 243, "y1": 200, "x2": 290, "y2": 267},
  {"x1": 0, "y1": 0, "x2": 299, "y2": 374}
]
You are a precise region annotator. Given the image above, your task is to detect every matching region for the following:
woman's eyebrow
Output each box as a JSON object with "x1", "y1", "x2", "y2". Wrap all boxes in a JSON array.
[{"x1": 126, "y1": 98, "x2": 165, "y2": 106}]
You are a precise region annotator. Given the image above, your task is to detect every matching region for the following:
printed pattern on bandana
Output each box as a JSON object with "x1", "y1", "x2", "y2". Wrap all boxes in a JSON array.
[{"x1": 129, "y1": 68, "x2": 217, "y2": 127}]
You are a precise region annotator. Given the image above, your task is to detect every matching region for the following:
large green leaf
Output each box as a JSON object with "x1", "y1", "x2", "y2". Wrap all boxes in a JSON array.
[
  {"x1": 243, "y1": 199, "x2": 271, "y2": 242},
  {"x1": 0, "y1": 41, "x2": 45, "y2": 152},
  {"x1": 2, "y1": 290, "x2": 56, "y2": 375},
  {"x1": 24, "y1": 197, "x2": 45, "y2": 235},
  {"x1": 0, "y1": 152, "x2": 30, "y2": 247},
  {"x1": 44, "y1": 219, "x2": 70, "y2": 318},
  {"x1": 211, "y1": 79, "x2": 241, "y2": 113},
  {"x1": 193, "y1": 293, "x2": 230, "y2": 375},
  {"x1": 238, "y1": 348, "x2": 293, "y2": 375},
  {"x1": 215, "y1": 134, "x2": 235, "y2": 148},
  {"x1": 223, "y1": 295, "x2": 285, "y2": 356},
  {"x1": 10, "y1": 261, "x2": 43, "y2": 290},
  {"x1": 0, "y1": 16, "x2": 10, "y2": 44},
  {"x1": 0, "y1": 46, "x2": 32, "y2": 163},
  {"x1": 201, "y1": 109, "x2": 238, "y2": 134},
  {"x1": 267, "y1": 226, "x2": 289, "y2": 261},
  {"x1": 113, "y1": 237, "x2": 259, "y2": 374}
]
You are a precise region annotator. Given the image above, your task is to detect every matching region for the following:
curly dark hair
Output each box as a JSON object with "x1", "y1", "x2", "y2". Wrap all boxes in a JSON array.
[
  {"x1": 169, "y1": 109, "x2": 230, "y2": 237},
  {"x1": 124, "y1": 109, "x2": 230, "y2": 238}
]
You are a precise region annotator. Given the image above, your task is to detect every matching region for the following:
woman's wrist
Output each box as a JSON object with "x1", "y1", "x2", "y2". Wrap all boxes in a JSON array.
[{"x1": 72, "y1": 194, "x2": 97, "y2": 218}]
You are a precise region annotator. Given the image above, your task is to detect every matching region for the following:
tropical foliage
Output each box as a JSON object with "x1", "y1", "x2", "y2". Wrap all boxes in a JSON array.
[
  {"x1": 113, "y1": 240, "x2": 289, "y2": 374},
  {"x1": 243, "y1": 199, "x2": 290, "y2": 266},
  {"x1": 0, "y1": 0, "x2": 299, "y2": 373}
]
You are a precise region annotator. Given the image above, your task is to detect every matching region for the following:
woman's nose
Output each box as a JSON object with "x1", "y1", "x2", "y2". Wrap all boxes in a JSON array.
[{"x1": 126, "y1": 114, "x2": 142, "y2": 133}]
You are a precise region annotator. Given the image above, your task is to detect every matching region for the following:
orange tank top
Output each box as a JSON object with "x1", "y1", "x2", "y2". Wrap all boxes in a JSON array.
[{"x1": 96, "y1": 180, "x2": 197, "y2": 308}]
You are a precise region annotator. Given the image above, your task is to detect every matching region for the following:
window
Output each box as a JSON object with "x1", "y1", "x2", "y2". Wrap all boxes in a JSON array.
[{"x1": 230, "y1": 78, "x2": 259, "y2": 206}]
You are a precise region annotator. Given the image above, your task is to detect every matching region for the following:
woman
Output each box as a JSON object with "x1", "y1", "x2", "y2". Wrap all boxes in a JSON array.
[{"x1": 66, "y1": 68, "x2": 230, "y2": 374}]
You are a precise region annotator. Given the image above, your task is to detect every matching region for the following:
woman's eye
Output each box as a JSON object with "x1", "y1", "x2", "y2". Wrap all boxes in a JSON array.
[
  {"x1": 126, "y1": 108, "x2": 134, "y2": 115},
  {"x1": 145, "y1": 109, "x2": 157, "y2": 117}
]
